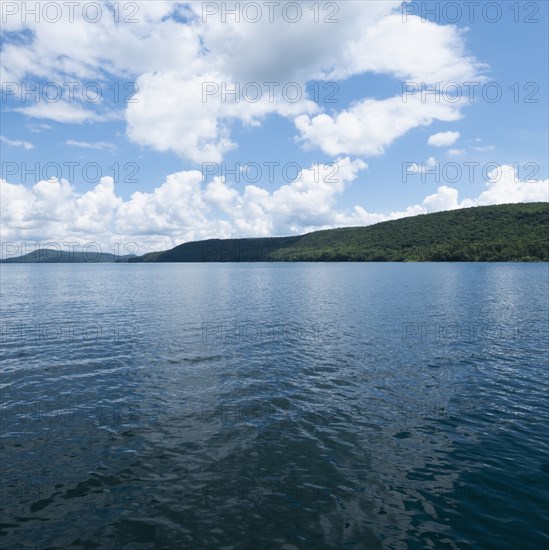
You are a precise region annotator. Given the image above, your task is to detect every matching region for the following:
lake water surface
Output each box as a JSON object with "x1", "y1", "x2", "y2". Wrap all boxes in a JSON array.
[{"x1": 1, "y1": 263, "x2": 548, "y2": 549}]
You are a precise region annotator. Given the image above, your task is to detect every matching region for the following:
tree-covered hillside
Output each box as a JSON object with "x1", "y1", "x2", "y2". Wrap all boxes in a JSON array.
[{"x1": 129, "y1": 203, "x2": 549, "y2": 263}]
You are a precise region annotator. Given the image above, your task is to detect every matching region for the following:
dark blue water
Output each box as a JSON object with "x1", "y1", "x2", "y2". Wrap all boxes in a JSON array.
[{"x1": 1, "y1": 263, "x2": 548, "y2": 549}]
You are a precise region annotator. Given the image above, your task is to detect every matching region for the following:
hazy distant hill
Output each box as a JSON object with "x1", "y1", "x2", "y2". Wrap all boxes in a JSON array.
[
  {"x1": 128, "y1": 203, "x2": 549, "y2": 263},
  {"x1": 1, "y1": 250, "x2": 136, "y2": 263}
]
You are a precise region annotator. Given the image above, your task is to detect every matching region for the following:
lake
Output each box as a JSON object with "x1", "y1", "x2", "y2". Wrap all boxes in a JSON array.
[{"x1": 1, "y1": 263, "x2": 548, "y2": 549}]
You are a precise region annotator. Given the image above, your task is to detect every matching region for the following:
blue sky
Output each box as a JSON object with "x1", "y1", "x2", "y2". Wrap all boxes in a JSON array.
[{"x1": 1, "y1": 1, "x2": 547, "y2": 253}]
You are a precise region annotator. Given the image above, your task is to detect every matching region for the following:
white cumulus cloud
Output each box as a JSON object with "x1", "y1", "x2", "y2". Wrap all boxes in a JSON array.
[
  {"x1": 1, "y1": 1, "x2": 484, "y2": 162},
  {"x1": 1, "y1": 164, "x2": 546, "y2": 255},
  {"x1": 428, "y1": 131, "x2": 460, "y2": 147},
  {"x1": 296, "y1": 96, "x2": 463, "y2": 157},
  {"x1": 0, "y1": 135, "x2": 34, "y2": 149}
]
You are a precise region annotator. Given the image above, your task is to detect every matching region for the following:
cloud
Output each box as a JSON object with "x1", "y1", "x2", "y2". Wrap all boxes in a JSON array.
[
  {"x1": 66, "y1": 140, "x2": 116, "y2": 152},
  {"x1": 126, "y1": 71, "x2": 238, "y2": 164},
  {"x1": 296, "y1": 95, "x2": 463, "y2": 157},
  {"x1": 331, "y1": 13, "x2": 483, "y2": 83},
  {"x1": 447, "y1": 148, "x2": 465, "y2": 156},
  {"x1": 126, "y1": 70, "x2": 320, "y2": 162},
  {"x1": 0, "y1": 135, "x2": 34, "y2": 149},
  {"x1": 0, "y1": 158, "x2": 365, "y2": 250},
  {"x1": 471, "y1": 165, "x2": 549, "y2": 206},
  {"x1": 1, "y1": 1, "x2": 483, "y2": 162},
  {"x1": 428, "y1": 131, "x2": 460, "y2": 147},
  {"x1": 0, "y1": 2, "x2": 191, "y2": 81},
  {"x1": 471, "y1": 144, "x2": 495, "y2": 152},
  {"x1": 2, "y1": 164, "x2": 546, "y2": 255},
  {"x1": 27, "y1": 122, "x2": 53, "y2": 133},
  {"x1": 13, "y1": 101, "x2": 120, "y2": 124}
]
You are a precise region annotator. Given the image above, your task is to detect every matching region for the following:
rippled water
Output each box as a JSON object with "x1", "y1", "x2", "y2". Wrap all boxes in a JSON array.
[{"x1": 1, "y1": 263, "x2": 548, "y2": 549}]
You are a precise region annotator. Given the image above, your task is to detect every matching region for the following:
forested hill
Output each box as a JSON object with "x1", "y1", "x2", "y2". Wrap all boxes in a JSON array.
[
  {"x1": 129, "y1": 203, "x2": 549, "y2": 262},
  {"x1": 1, "y1": 250, "x2": 135, "y2": 263}
]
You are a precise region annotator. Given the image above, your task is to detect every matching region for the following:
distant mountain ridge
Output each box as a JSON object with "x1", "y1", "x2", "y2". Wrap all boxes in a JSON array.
[
  {"x1": 1, "y1": 250, "x2": 135, "y2": 263},
  {"x1": 2, "y1": 203, "x2": 547, "y2": 263},
  {"x1": 130, "y1": 203, "x2": 548, "y2": 263}
]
